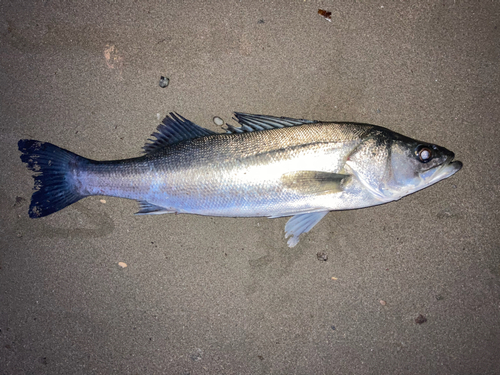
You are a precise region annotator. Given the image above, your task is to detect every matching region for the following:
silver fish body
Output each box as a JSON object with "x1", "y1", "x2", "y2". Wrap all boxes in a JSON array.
[{"x1": 19, "y1": 112, "x2": 462, "y2": 246}]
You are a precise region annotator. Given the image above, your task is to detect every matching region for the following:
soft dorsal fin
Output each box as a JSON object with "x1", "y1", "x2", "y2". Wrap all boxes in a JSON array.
[
  {"x1": 225, "y1": 113, "x2": 318, "y2": 134},
  {"x1": 143, "y1": 112, "x2": 217, "y2": 153}
]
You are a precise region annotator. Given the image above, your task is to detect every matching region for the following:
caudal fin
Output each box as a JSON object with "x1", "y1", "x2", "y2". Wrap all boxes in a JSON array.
[{"x1": 18, "y1": 140, "x2": 88, "y2": 218}]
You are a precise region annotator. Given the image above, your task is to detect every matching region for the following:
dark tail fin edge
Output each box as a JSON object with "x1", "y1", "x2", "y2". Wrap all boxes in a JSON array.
[{"x1": 18, "y1": 139, "x2": 87, "y2": 218}]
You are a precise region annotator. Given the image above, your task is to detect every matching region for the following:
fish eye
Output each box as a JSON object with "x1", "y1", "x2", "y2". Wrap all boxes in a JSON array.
[{"x1": 417, "y1": 147, "x2": 433, "y2": 163}]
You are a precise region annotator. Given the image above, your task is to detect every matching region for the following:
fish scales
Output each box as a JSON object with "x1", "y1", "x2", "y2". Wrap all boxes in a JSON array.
[
  {"x1": 78, "y1": 123, "x2": 370, "y2": 217},
  {"x1": 18, "y1": 112, "x2": 462, "y2": 246}
]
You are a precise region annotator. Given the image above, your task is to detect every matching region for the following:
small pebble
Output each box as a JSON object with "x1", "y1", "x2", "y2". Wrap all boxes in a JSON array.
[
  {"x1": 100, "y1": 199, "x2": 106, "y2": 204},
  {"x1": 316, "y1": 252, "x2": 328, "y2": 261},
  {"x1": 415, "y1": 314, "x2": 427, "y2": 324},
  {"x1": 380, "y1": 300, "x2": 386, "y2": 306},
  {"x1": 118, "y1": 262, "x2": 127, "y2": 268},
  {"x1": 159, "y1": 76, "x2": 169, "y2": 88},
  {"x1": 213, "y1": 116, "x2": 224, "y2": 126}
]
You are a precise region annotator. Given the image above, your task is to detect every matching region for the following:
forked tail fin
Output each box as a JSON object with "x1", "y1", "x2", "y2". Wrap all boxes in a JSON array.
[{"x1": 18, "y1": 140, "x2": 88, "y2": 218}]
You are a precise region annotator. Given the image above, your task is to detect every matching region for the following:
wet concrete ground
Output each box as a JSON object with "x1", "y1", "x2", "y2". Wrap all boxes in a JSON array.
[{"x1": 1, "y1": 1, "x2": 499, "y2": 374}]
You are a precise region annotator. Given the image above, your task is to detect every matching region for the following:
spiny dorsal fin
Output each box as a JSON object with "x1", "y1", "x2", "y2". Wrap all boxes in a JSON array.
[
  {"x1": 143, "y1": 112, "x2": 217, "y2": 153},
  {"x1": 225, "y1": 113, "x2": 318, "y2": 134}
]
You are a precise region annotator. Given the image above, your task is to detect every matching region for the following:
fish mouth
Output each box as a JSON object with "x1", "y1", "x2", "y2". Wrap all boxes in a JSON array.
[{"x1": 427, "y1": 155, "x2": 463, "y2": 184}]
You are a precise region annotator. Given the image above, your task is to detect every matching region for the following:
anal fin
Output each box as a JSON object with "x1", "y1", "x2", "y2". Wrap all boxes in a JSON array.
[
  {"x1": 285, "y1": 211, "x2": 329, "y2": 247},
  {"x1": 135, "y1": 200, "x2": 175, "y2": 215}
]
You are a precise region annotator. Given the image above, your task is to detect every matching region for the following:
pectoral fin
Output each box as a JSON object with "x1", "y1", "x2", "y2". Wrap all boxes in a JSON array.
[
  {"x1": 281, "y1": 171, "x2": 351, "y2": 195},
  {"x1": 285, "y1": 211, "x2": 329, "y2": 247}
]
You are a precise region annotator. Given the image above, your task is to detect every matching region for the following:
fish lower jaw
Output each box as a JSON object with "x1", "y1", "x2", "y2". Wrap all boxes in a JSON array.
[
  {"x1": 426, "y1": 160, "x2": 462, "y2": 185},
  {"x1": 380, "y1": 182, "x2": 425, "y2": 200}
]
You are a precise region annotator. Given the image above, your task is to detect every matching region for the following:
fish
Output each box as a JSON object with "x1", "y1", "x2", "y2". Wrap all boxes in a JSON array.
[{"x1": 18, "y1": 112, "x2": 462, "y2": 247}]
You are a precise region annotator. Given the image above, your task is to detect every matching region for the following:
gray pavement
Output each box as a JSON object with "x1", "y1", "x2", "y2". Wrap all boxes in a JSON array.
[{"x1": 1, "y1": 1, "x2": 499, "y2": 374}]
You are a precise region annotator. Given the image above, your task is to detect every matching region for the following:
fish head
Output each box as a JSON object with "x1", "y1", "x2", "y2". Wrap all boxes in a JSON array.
[
  {"x1": 345, "y1": 128, "x2": 462, "y2": 201},
  {"x1": 386, "y1": 135, "x2": 462, "y2": 198}
]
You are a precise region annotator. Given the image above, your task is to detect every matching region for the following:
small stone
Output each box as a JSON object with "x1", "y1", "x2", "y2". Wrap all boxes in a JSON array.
[
  {"x1": 159, "y1": 76, "x2": 169, "y2": 88},
  {"x1": 316, "y1": 252, "x2": 328, "y2": 261},
  {"x1": 213, "y1": 116, "x2": 224, "y2": 126},
  {"x1": 118, "y1": 262, "x2": 127, "y2": 268},
  {"x1": 100, "y1": 199, "x2": 106, "y2": 204},
  {"x1": 415, "y1": 314, "x2": 427, "y2": 324},
  {"x1": 380, "y1": 300, "x2": 386, "y2": 306}
]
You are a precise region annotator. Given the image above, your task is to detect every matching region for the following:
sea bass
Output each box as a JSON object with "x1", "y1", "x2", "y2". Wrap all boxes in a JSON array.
[{"x1": 18, "y1": 112, "x2": 462, "y2": 247}]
